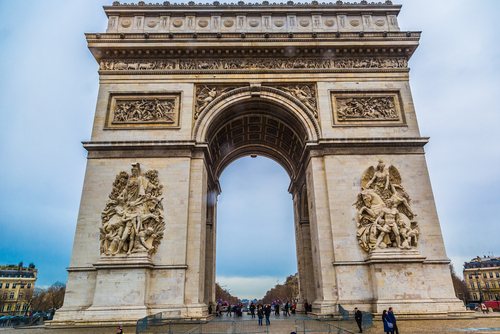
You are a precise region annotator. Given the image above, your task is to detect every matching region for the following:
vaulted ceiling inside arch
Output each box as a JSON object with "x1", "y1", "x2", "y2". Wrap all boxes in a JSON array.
[{"x1": 206, "y1": 100, "x2": 308, "y2": 180}]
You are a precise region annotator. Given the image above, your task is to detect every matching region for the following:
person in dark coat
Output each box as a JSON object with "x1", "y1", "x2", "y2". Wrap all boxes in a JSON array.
[
  {"x1": 250, "y1": 302, "x2": 256, "y2": 318},
  {"x1": 284, "y1": 302, "x2": 290, "y2": 316},
  {"x1": 117, "y1": 327, "x2": 123, "y2": 334},
  {"x1": 382, "y1": 310, "x2": 394, "y2": 333},
  {"x1": 304, "y1": 302, "x2": 309, "y2": 315},
  {"x1": 354, "y1": 307, "x2": 363, "y2": 333},
  {"x1": 257, "y1": 306, "x2": 264, "y2": 326},
  {"x1": 227, "y1": 303, "x2": 232, "y2": 317},
  {"x1": 264, "y1": 304, "x2": 271, "y2": 325},
  {"x1": 388, "y1": 307, "x2": 398, "y2": 334}
]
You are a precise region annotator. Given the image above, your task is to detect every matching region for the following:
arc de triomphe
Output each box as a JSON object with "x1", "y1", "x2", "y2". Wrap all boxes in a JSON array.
[{"x1": 52, "y1": 1, "x2": 465, "y2": 326}]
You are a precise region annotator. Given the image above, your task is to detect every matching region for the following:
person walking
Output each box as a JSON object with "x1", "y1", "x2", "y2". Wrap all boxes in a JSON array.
[
  {"x1": 354, "y1": 307, "x2": 363, "y2": 333},
  {"x1": 388, "y1": 307, "x2": 399, "y2": 334},
  {"x1": 284, "y1": 302, "x2": 290, "y2": 316},
  {"x1": 275, "y1": 301, "x2": 280, "y2": 316},
  {"x1": 382, "y1": 310, "x2": 394, "y2": 334},
  {"x1": 304, "y1": 302, "x2": 308, "y2": 315},
  {"x1": 264, "y1": 304, "x2": 271, "y2": 326},
  {"x1": 227, "y1": 303, "x2": 232, "y2": 317},
  {"x1": 250, "y1": 302, "x2": 256, "y2": 318},
  {"x1": 257, "y1": 306, "x2": 264, "y2": 326}
]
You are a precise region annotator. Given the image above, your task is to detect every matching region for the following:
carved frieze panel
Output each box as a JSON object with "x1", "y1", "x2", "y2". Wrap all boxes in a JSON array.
[
  {"x1": 99, "y1": 57, "x2": 408, "y2": 72},
  {"x1": 354, "y1": 160, "x2": 420, "y2": 252},
  {"x1": 105, "y1": 92, "x2": 181, "y2": 129},
  {"x1": 100, "y1": 163, "x2": 165, "y2": 257},
  {"x1": 331, "y1": 91, "x2": 406, "y2": 127}
]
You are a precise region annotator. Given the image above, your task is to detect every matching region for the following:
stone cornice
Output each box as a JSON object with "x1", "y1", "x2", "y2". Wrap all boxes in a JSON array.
[{"x1": 87, "y1": 31, "x2": 419, "y2": 62}]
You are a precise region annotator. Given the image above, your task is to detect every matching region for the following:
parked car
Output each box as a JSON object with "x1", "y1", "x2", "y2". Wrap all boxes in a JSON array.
[
  {"x1": 32, "y1": 313, "x2": 49, "y2": 320},
  {"x1": 485, "y1": 301, "x2": 500, "y2": 312},
  {"x1": 466, "y1": 303, "x2": 480, "y2": 310}
]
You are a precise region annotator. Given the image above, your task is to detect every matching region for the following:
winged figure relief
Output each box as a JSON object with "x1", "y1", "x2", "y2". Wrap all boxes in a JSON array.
[
  {"x1": 278, "y1": 85, "x2": 318, "y2": 117},
  {"x1": 195, "y1": 86, "x2": 234, "y2": 119},
  {"x1": 354, "y1": 160, "x2": 420, "y2": 252}
]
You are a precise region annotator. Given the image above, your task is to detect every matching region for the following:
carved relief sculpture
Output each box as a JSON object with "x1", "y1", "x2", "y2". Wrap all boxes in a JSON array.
[
  {"x1": 275, "y1": 85, "x2": 317, "y2": 117},
  {"x1": 99, "y1": 163, "x2": 165, "y2": 257},
  {"x1": 194, "y1": 85, "x2": 235, "y2": 119},
  {"x1": 353, "y1": 160, "x2": 420, "y2": 252},
  {"x1": 337, "y1": 97, "x2": 398, "y2": 121},
  {"x1": 99, "y1": 57, "x2": 407, "y2": 72},
  {"x1": 113, "y1": 98, "x2": 176, "y2": 124}
]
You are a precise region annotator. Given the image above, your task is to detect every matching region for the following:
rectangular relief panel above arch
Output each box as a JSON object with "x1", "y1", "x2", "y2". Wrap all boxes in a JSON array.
[
  {"x1": 104, "y1": 91, "x2": 183, "y2": 130},
  {"x1": 330, "y1": 90, "x2": 407, "y2": 127}
]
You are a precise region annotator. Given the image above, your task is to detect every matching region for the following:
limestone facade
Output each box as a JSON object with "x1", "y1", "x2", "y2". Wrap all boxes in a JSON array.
[{"x1": 52, "y1": 0, "x2": 466, "y2": 326}]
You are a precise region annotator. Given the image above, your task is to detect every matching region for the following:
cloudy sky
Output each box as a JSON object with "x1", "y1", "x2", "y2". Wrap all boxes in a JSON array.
[{"x1": 0, "y1": 0, "x2": 499, "y2": 299}]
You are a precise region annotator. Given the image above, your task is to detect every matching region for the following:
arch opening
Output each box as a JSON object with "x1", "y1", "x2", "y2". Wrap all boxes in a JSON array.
[
  {"x1": 215, "y1": 156, "x2": 297, "y2": 300},
  {"x1": 203, "y1": 98, "x2": 313, "y2": 181}
]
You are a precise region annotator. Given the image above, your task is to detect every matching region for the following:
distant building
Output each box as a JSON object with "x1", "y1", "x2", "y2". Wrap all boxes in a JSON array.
[
  {"x1": 0, "y1": 263, "x2": 37, "y2": 315},
  {"x1": 463, "y1": 256, "x2": 500, "y2": 302}
]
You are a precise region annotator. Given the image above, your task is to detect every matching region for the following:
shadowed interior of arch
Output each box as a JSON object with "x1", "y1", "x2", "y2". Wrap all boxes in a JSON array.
[{"x1": 206, "y1": 99, "x2": 309, "y2": 181}]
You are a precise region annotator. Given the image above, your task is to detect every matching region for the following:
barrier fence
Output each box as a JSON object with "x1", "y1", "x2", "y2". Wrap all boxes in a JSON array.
[{"x1": 136, "y1": 305, "x2": 373, "y2": 334}]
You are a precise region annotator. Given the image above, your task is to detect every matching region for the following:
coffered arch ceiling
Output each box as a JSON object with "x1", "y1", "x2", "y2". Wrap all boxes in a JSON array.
[{"x1": 206, "y1": 100, "x2": 308, "y2": 181}]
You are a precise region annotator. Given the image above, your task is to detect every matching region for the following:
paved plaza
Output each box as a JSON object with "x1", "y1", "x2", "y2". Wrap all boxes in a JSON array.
[{"x1": 2, "y1": 313, "x2": 500, "y2": 334}]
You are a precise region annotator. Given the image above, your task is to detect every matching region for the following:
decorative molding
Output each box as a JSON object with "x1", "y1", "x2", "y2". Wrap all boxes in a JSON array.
[{"x1": 104, "y1": 92, "x2": 182, "y2": 129}]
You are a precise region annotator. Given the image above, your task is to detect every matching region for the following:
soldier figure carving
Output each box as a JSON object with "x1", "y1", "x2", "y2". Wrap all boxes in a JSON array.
[
  {"x1": 353, "y1": 160, "x2": 420, "y2": 252},
  {"x1": 99, "y1": 163, "x2": 165, "y2": 257}
]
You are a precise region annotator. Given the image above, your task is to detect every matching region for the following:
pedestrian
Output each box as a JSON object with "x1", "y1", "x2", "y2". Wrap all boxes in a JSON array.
[
  {"x1": 257, "y1": 306, "x2": 264, "y2": 326},
  {"x1": 354, "y1": 307, "x2": 363, "y2": 333},
  {"x1": 304, "y1": 302, "x2": 308, "y2": 315},
  {"x1": 208, "y1": 304, "x2": 212, "y2": 315},
  {"x1": 250, "y1": 302, "x2": 256, "y2": 318},
  {"x1": 481, "y1": 303, "x2": 488, "y2": 314},
  {"x1": 388, "y1": 307, "x2": 398, "y2": 334},
  {"x1": 264, "y1": 304, "x2": 271, "y2": 325},
  {"x1": 117, "y1": 326, "x2": 123, "y2": 334},
  {"x1": 275, "y1": 301, "x2": 280, "y2": 316},
  {"x1": 382, "y1": 310, "x2": 394, "y2": 334},
  {"x1": 227, "y1": 303, "x2": 232, "y2": 317},
  {"x1": 284, "y1": 301, "x2": 290, "y2": 316}
]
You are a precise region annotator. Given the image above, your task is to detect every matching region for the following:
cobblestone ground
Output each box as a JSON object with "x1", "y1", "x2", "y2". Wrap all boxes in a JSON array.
[{"x1": 1, "y1": 314, "x2": 499, "y2": 334}]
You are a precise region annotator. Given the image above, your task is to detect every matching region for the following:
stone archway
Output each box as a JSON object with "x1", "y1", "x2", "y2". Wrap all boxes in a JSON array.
[{"x1": 193, "y1": 91, "x2": 321, "y2": 313}]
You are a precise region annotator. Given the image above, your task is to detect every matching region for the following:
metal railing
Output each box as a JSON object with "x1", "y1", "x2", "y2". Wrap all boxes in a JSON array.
[
  {"x1": 136, "y1": 315, "x2": 269, "y2": 334},
  {"x1": 136, "y1": 305, "x2": 373, "y2": 334}
]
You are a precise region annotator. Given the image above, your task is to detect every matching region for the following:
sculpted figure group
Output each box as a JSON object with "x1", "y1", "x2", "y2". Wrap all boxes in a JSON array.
[
  {"x1": 99, "y1": 57, "x2": 408, "y2": 72},
  {"x1": 99, "y1": 163, "x2": 165, "y2": 257},
  {"x1": 353, "y1": 160, "x2": 420, "y2": 252},
  {"x1": 113, "y1": 99, "x2": 176, "y2": 123},
  {"x1": 337, "y1": 97, "x2": 397, "y2": 120}
]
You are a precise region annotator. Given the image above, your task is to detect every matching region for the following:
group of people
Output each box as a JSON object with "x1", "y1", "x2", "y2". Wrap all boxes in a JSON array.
[
  {"x1": 214, "y1": 303, "x2": 245, "y2": 317},
  {"x1": 381, "y1": 307, "x2": 399, "y2": 334},
  {"x1": 354, "y1": 306, "x2": 398, "y2": 334}
]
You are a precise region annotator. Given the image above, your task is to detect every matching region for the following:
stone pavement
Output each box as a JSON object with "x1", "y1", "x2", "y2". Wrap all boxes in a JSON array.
[{"x1": 2, "y1": 313, "x2": 500, "y2": 334}]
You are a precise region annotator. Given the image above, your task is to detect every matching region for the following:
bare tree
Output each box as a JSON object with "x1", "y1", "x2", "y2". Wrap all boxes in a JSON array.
[
  {"x1": 46, "y1": 282, "x2": 66, "y2": 310},
  {"x1": 450, "y1": 264, "x2": 467, "y2": 304}
]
